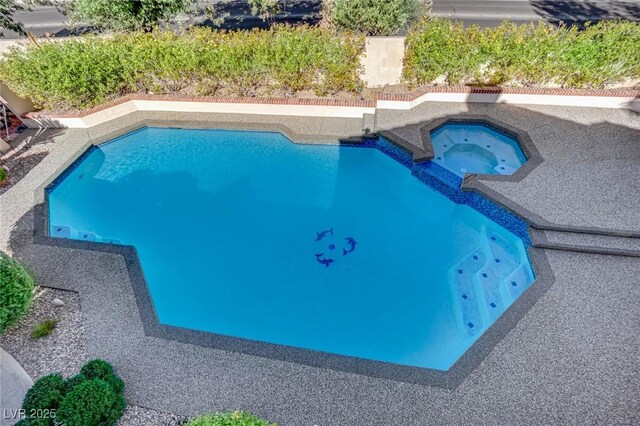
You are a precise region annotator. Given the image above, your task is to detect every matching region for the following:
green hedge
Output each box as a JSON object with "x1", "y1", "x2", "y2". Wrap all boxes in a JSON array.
[
  {"x1": 21, "y1": 360, "x2": 125, "y2": 426},
  {"x1": 187, "y1": 411, "x2": 275, "y2": 426},
  {"x1": 403, "y1": 19, "x2": 640, "y2": 88},
  {"x1": 0, "y1": 26, "x2": 365, "y2": 111},
  {"x1": 0, "y1": 252, "x2": 34, "y2": 334}
]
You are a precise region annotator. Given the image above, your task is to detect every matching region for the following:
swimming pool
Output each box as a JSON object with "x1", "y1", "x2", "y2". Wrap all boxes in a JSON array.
[{"x1": 47, "y1": 127, "x2": 535, "y2": 371}]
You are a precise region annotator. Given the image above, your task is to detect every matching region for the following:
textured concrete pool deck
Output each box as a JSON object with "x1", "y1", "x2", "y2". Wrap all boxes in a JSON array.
[
  {"x1": 377, "y1": 102, "x2": 640, "y2": 236},
  {"x1": 1, "y1": 102, "x2": 639, "y2": 424},
  {"x1": 5, "y1": 221, "x2": 640, "y2": 425}
]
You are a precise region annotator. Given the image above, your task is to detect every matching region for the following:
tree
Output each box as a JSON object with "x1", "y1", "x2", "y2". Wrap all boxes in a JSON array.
[
  {"x1": 328, "y1": 0, "x2": 432, "y2": 36},
  {"x1": 248, "y1": 0, "x2": 282, "y2": 24},
  {"x1": 0, "y1": 0, "x2": 27, "y2": 36},
  {"x1": 68, "y1": 0, "x2": 192, "y2": 32}
]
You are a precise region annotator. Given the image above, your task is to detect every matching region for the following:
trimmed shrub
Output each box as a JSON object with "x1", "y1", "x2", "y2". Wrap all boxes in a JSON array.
[
  {"x1": 330, "y1": 0, "x2": 430, "y2": 36},
  {"x1": 0, "y1": 167, "x2": 7, "y2": 185},
  {"x1": 403, "y1": 18, "x2": 640, "y2": 88},
  {"x1": 0, "y1": 252, "x2": 34, "y2": 334},
  {"x1": 80, "y1": 360, "x2": 125, "y2": 394},
  {"x1": 21, "y1": 360, "x2": 126, "y2": 426},
  {"x1": 56, "y1": 379, "x2": 126, "y2": 426},
  {"x1": 64, "y1": 373, "x2": 88, "y2": 393},
  {"x1": 0, "y1": 26, "x2": 365, "y2": 111},
  {"x1": 21, "y1": 373, "x2": 66, "y2": 426},
  {"x1": 187, "y1": 411, "x2": 276, "y2": 426},
  {"x1": 80, "y1": 359, "x2": 116, "y2": 380},
  {"x1": 30, "y1": 319, "x2": 58, "y2": 339}
]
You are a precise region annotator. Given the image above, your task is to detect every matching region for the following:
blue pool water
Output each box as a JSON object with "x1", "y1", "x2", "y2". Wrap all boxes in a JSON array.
[
  {"x1": 48, "y1": 128, "x2": 534, "y2": 370},
  {"x1": 431, "y1": 123, "x2": 527, "y2": 177}
]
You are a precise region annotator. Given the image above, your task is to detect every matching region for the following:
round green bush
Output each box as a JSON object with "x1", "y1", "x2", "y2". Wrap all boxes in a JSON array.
[
  {"x1": 80, "y1": 359, "x2": 125, "y2": 393},
  {"x1": 81, "y1": 359, "x2": 115, "y2": 380},
  {"x1": 20, "y1": 360, "x2": 126, "y2": 426},
  {"x1": 187, "y1": 411, "x2": 275, "y2": 426},
  {"x1": 56, "y1": 379, "x2": 126, "y2": 426},
  {"x1": 64, "y1": 373, "x2": 88, "y2": 392},
  {"x1": 331, "y1": 0, "x2": 427, "y2": 36},
  {"x1": 0, "y1": 252, "x2": 35, "y2": 333},
  {"x1": 22, "y1": 373, "x2": 66, "y2": 425},
  {"x1": 102, "y1": 373, "x2": 125, "y2": 394}
]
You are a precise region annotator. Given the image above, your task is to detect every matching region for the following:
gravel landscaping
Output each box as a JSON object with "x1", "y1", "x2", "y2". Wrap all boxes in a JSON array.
[
  {"x1": 0, "y1": 287, "x2": 87, "y2": 378},
  {"x1": 118, "y1": 405, "x2": 187, "y2": 426},
  {"x1": 0, "y1": 286, "x2": 185, "y2": 426}
]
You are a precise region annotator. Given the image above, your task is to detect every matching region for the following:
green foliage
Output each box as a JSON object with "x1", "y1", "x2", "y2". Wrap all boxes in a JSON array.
[
  {"x1": 64, "y1": 373, "x2": 87, "y2": 392},
  {"x1": 80, "y1": 358, "x2": 115, "y2": 380},
  {"x1": 30, "y1": 319, "x2": 58, "y2": 339},
  {"x1": 403, "y1": 18, "x2": 640, "y2": 88},
  {"x1": 21, "y1": 360, "x2": 126, "y2": 426},
  {"x1": 0, "y1": 0, "x2": 42, "y2": 37},
  {"x1": 0, "y1": 0, "x2": 25, "y2": 36},
  {"x1": 56, "y1": 379, "x2": 126, "y2": 426},
  {"x1": 248, "y1": 0, "x2": 281, "y2": 23},
  {"x1": 0, "y1": 252, "x2": 34, "y2": 334},
  {"x1": 81, "y1": 359, "x2": 125, "y2": 393},
  {"x1": 21, "y1": 373, "x2": 66, "y2": 426},
  {"x1": 22, "y1": 374, "x2": 66, "y2": 421},
  {"x1": 187, "y1": 411, "x2": 276, "y2": 426},
  {"x1": 0, "y1": 167, "x2": 7, "y2": 185},
  {"x1": 330, "y1": 0, "x2": 429, "y2": 36},
  {"x1": 0, "y1": 26, "x2": 365, "y2": 111},
  {"x1": 68, "y1": 0, "x2": 191, "y2": 32}
]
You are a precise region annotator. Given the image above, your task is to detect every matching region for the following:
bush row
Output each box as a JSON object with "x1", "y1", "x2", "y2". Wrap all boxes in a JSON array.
[
  {"x1": 403, "y1": 19, "x2": 640, "y2": 88},
  {"x1": 19, "y1": 359, "x2": 125, "y2": 426},
  {"x1": 0, "y1": 251, "x2": 34, "y2": 334},
  {"x1": 0, "y1": 26, "x2": 365, "y2": 111}
]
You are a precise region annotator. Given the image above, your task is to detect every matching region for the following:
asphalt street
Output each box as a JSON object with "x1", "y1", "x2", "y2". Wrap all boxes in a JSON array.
[{"x1": 4, "y1": 0, "x2": 640, "y2": 38}]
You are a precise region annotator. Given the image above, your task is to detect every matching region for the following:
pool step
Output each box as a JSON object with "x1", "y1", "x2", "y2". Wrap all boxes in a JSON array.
[
  {"x1": 530, "y1": 228, "x2": 640, "y2": 257},
  {"x1": 478, "y1": 231, "x2": 520, "y2": 321},
  {"x1": 50, "y1": 225, "x2": 121, "y2": 244},
  {"x1": 452, "y1": 249, "x2": 487, "y2": 337},
  {"x1": 452, "y1": 227, "x2": 533, "y2": 337}
]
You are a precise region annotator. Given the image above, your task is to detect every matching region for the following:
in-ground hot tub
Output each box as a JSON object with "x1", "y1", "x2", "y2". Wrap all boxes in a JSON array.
[
  {"x1": 46, "y1": 127, "x2": 535, "y2": 372},
  {"x1": 431, "y1": 123, "x2": 527, "y2": 177}
]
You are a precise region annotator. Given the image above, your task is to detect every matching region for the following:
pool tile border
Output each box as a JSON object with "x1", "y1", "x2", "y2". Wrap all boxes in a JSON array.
[{"x1": 33, "y1": 123, "x2": 556, "y2": 389}]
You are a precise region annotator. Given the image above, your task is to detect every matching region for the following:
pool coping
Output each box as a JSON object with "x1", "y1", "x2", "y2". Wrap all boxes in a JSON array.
[{"x1": 32, "y1": 122, "x2": 557, "y2": 389}]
